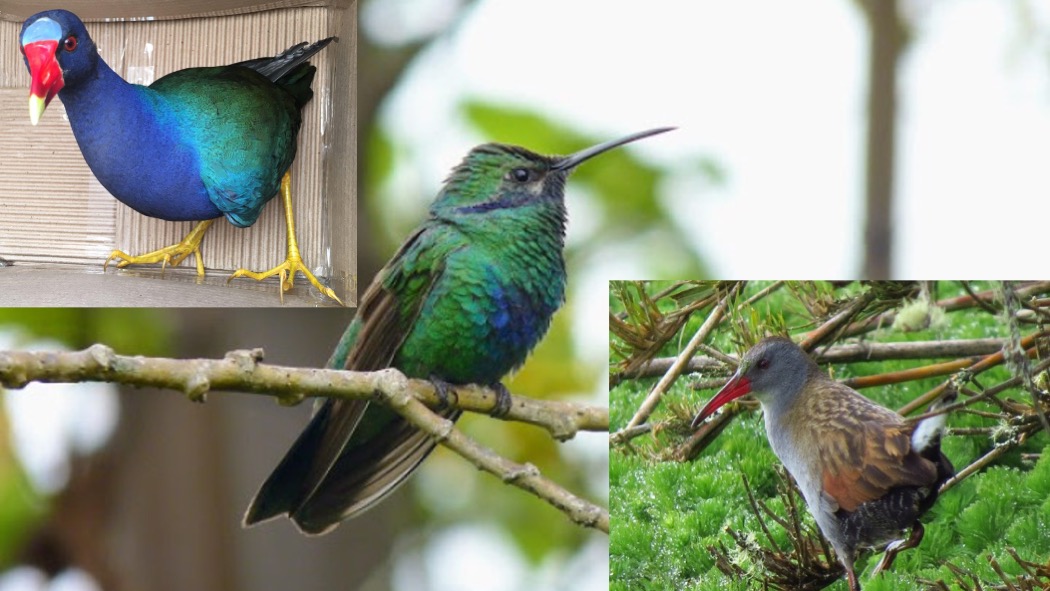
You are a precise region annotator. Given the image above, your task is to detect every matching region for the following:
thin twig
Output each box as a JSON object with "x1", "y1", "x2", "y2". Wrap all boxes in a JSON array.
[
  {"x1": 986, "y1": 553, "x2": 1019, "y2": 591},
  {"x1": 800, "y1": 289, "x2": 878, "y2": 351},
  {"x1": 817, "y1": 338, "x2": 1010, "y2": 363},
  {"x1": 897, "y1": 328, "x2": 1050, "y2": 416},
  {"x1": 1001, "y1": 281, "x2": 1050, "y2": 435},
  {"x1": 742, "y1": 474, "x2": 781, "y2": 553},
  {"x1": 906, "y1": 357, "x2": 1050, "y2": 425},
  {"x1": 619, "y1": 282, "x2": 742, "y2": 433},
  {"x1": 842, "y1": 357, "x2": 982, "y2": 389},
  {"x1": 961, "y1": 281, "x2": 1002, "y2": 315},
  {"x1": 673, "y1": 399, "x2": 755, "y2": 461},
  {"x1": 624, "y1": 338, "x2": 1013, "y2": 382},
  {"x1": 738, "y1": 280, "x2": 787, "y2": 310},
  {"x1": 697, "y1": 343, "x2": 739, "y2": 368},
  {"x1": 609, "y1": 421, "x2": 654, "y2": 445},
  {"x1": 378, "y1": 371, "x2": 609, "y2": 532},
  {"x1": 939, "y1": 427, "x2": 1031, "y2": 494}
]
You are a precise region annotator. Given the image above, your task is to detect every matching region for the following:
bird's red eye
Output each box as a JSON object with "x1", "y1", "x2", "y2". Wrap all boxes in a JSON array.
[{"x1": 63, "y1": 36, "x2": 77, "y2": 52}]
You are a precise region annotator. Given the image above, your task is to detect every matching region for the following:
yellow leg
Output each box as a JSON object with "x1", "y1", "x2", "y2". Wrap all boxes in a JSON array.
[
  {"x1": 227, "y1": 171, "x2": 344, "y2": 306},
  {"x1": 104, "y1": 219, "x2": 216, "y2": 277}
]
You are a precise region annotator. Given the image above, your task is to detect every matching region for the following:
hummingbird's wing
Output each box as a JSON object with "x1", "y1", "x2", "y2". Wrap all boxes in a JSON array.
[
  {"x1": 290, "y1": 227, "x2": 468, "y2": 533},
  {"x1": 244, "y1": 225, "x2": 463, "y2": 534},
  {"x1": 810, "y1": 384, "x2": 939, "y2": 513}
]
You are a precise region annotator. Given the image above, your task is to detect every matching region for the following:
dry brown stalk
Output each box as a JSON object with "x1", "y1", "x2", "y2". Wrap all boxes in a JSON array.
[
  {"x1": 619, "y1": 282, "x2": 743, "y2": 433},
  {"x1": 618, "y1": 339, "x2": 1015, "y2": 382}
]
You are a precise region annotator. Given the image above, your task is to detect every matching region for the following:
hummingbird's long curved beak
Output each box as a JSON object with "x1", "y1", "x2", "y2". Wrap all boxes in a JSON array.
[{"x1": 551, "y1": 126, "x2": 675, "y2": 171}]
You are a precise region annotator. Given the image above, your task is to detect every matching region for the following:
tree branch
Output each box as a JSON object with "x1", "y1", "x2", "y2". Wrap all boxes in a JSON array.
[
  {"x1": 620, "y1": 338, "x2": 1015, "y2": 381},
  {"x1": 379, "y1": 373, "x2": 609, "y2": 532},
  {"x1": 0, "y1": 345, "x2": 606, "y2": 438},
  {"x1": 0, "y1": 345, "x2": 609, "y2": 533}
]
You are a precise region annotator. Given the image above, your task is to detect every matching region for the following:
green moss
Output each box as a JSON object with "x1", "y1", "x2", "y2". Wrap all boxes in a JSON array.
[
  {"x1": 1026, "y1": 450, "x2": 1050, "y2": 496},
  {"x1": 956, "y1": 492, "x2": 1018, "y2": 553},
  {"x1": 864, "y1": 572, "x2": 910, "y2": 591}
]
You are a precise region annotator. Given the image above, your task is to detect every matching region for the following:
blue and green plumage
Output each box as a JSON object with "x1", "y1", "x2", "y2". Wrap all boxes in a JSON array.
[
  {"x1": 22, "y1": 9, "x2": 328, "y2": 227},
  {"x1": 245, "y1": 129, "x2": 672, "y2": 534},
  {"x1": 140, "y1": 66, "x2": 304, "y2": 227},
  {"x1": 21, "y1": 10, "x2": 340, "y2": 301}
]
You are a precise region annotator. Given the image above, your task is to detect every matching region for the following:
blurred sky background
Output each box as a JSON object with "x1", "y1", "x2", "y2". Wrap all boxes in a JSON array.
[
  {"x1": 362, "y1": 0, "x2": 1050, "y2": 450},
  {"x1": 368, "y1": 0, "x2": 1050, "y2": 278},
  {"x1": 2, "y1": 0, "x2": 1050, "y2": 590},
  {"x1": 361, "y1": 0, "x2": 1050, "y2": 385}
]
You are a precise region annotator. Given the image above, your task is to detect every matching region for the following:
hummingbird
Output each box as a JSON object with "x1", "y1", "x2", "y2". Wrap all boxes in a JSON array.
[
  {"x1": 692, "y1": 337, "x2": 953, "y2": 591},
  {"x1": 245, "y1": 126, "x2": 674, "y2": 534}
]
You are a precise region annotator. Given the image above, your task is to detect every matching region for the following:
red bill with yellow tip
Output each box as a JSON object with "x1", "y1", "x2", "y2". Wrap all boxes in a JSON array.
[{"x1": 23, "y1": 39, "x2": 64, "y2": 125}]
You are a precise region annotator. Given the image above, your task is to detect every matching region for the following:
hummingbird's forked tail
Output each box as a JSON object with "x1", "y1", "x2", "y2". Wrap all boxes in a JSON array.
[
  {"x1": 244, "y1": 396, "x2": 461, "y2": 535},
  {"x1": 289, "y1": 407, "x2": 462, "y2": 534},
  {"x1": 243, "y1": 399, "x2": 366, "y2": 531}
]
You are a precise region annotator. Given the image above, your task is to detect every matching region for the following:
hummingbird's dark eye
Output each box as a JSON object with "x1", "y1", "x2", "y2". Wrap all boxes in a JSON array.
[
  {"x1": 63, "y1": 35, "x2": 78, "y2": 52},
  {"x1": 511, "y1": 168, "x2": 530, "y2": 182}
]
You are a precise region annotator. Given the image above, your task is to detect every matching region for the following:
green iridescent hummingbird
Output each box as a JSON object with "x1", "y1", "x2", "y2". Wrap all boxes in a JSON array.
[{"x1": 244, "y1": 126, "x2": 674, "y2": 534}]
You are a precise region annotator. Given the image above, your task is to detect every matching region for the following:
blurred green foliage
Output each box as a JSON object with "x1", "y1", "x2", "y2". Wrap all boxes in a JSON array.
[
  {"x1": 610, "y1": 281, "x2": 1050, "y2": 590},
  {"x1": 0, "y1": 309, "x2": 172, "y2": 568},
  {"x1": 0, "y1": 414, "x2": 44, "y2": 569},
  {"x1": 0, "y1": 309, "x2": 173, "y2": 355}
]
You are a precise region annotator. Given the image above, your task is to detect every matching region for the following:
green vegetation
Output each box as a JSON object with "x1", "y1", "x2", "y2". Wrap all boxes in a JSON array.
[
  {"x1": 0, "y1": 308, "x2": 173, "y2": 568},
  {"x1": 610, "y1": 281, "x2": 1050, "y2": 590}
]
